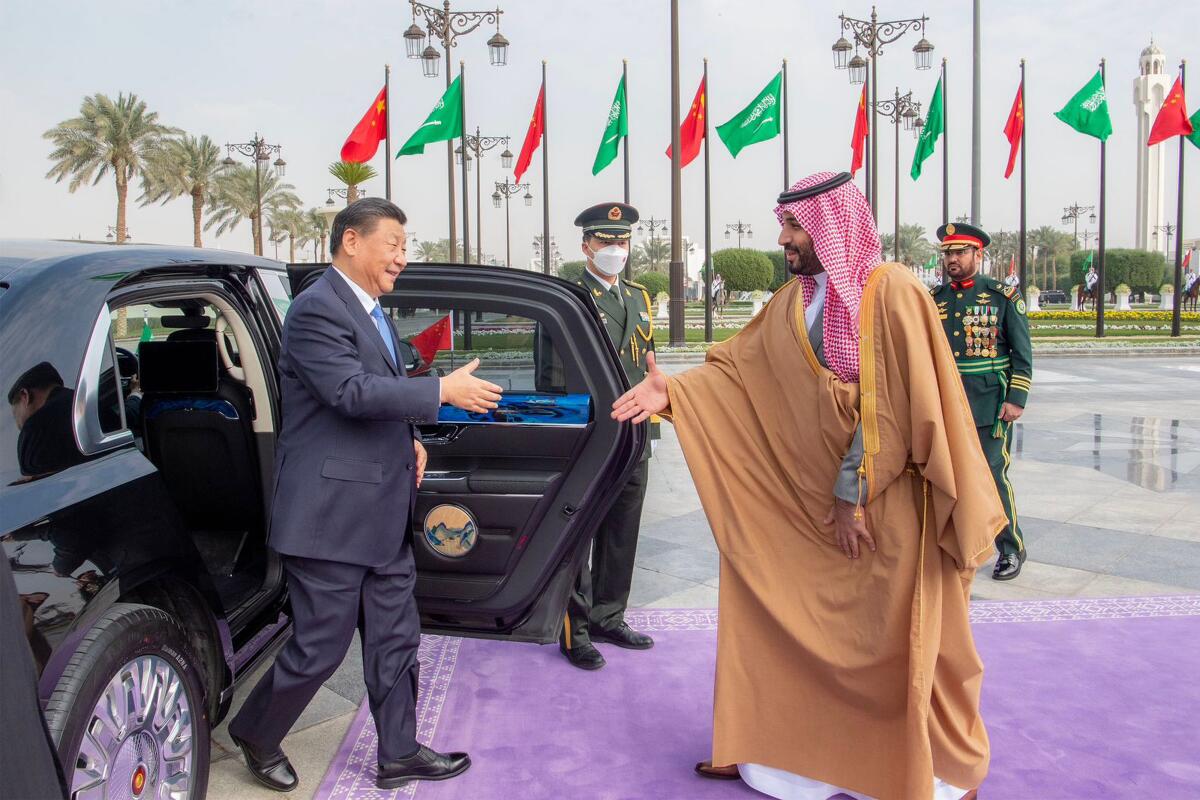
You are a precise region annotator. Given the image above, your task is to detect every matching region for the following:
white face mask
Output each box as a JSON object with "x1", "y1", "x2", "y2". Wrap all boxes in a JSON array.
[{"x1": 589, "y1": 243, "x2": 629, "y2": 277}]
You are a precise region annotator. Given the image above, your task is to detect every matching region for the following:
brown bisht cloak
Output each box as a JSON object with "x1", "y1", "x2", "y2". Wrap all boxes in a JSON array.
[{"x1": 665, "y1": 264, "x2": 1007, "y2": 799}]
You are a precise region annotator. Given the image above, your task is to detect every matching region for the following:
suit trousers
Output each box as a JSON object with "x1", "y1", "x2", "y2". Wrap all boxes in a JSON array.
[
  {"x1": 229, "y1": 543, "x2": 421, "y2": 763},
  {"x1": 978, "y1": 422, "x2": 1024, "y2": 556},
  {"x1": 564, "y1": 459, "x2": 649, "y2": 646}
]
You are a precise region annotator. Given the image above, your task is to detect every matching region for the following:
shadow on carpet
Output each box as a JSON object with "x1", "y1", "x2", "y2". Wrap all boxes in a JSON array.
[{"x1": 317, "y1": 598, "x2": 1200, "y2": 799}]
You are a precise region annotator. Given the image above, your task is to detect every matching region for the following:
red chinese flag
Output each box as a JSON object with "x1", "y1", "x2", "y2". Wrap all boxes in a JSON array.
[
  {"x1": 1003, "y1": 82, "x2": 1024, "y2": 179},
  {"x1": 409, "y1": 315, "x2": 453, "y2": 366},
  {"x1": 1008, "y1": 254, "x2": 1016, "y2": 277},
  {"x1": 850, "y1": 83, "x2": 869, "y2": 176},
  {"x1": 340, "y1": 86, "x2": 388, "y2": 163},
  {"x1": 665, "y1": 76, "x2": 706, "y2": 167},
  {"x1": 1148, "y1": 76, "x2": 1194, "y2": 146},
  {"x1": 1184, "y1": 250, "x2": 1192, "y2": 268},
  {"x1": 513, "y1": 83, "x2": 545, "y2": 183}
]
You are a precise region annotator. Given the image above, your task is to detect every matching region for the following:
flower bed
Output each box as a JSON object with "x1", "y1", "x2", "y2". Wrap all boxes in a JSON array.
[{"x1": 1029, "y1": 310, "x2": 1200, "y2": 322}]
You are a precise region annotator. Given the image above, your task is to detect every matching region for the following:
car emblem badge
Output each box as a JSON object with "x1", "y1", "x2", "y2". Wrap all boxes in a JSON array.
[{"x1": 424, "y1": 504, "x2": 478, "y2": 558}]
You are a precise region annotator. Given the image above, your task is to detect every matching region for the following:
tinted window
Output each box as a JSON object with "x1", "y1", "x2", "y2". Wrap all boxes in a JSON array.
[{"x1": 384, "y1": 305, "x2": 566, "y2": 394}]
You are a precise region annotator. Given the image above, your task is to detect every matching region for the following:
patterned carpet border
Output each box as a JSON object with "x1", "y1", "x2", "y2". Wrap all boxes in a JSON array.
[
  {"x1": 317, "y1": 634, "x2": 462, "y2": 799},
  {"x1": 626, "y1": 596, "x2": 1200, "y2": 631}
]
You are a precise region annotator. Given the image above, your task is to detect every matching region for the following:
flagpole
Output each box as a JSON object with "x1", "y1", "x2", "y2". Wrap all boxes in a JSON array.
[
  {"x1": 542, "y1": 60, "x2": 551, "y2": 275},
  {"x1": 782, "y1": 58, "x2": 790, "y2": 190},
  {"x1": 1019, "y1": 59, "x2": 1027, "y2": 301},
  {"x1": 1172, "y1": 59, "x2": 1187, "y2": 338},
  {"x1": 385, "y1": 64, "x2": 392, "y2": 201},
  {"x1": 941, "y1": 58, "x2": 948, "y2": 223},
  {"x1": 865, "y1": 67, "x2": 872, "y2": 210},
  {"x1": 668, "y1": 0, "x2": 684, "y2": 346},
  {"x1": 459, "y1": 61, "x2": 471, "y2": 264},
  {"x1": 704, "y1": 58, "x2": 713, "y2": 343},
  {"x1": 623, "y1": 59, "x2": 633, "y2": 279},
  {"x1": 1096, "y1": 58, "x2": 1107, "y2": 338}
]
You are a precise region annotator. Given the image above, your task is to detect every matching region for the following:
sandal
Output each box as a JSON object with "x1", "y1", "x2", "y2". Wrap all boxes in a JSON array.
[{"x1": 694, "y1": 761, "x2": 740, "y2": 780}]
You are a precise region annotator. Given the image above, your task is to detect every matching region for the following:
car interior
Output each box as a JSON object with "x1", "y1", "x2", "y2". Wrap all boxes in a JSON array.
[{"x1": 109, "y1": 297, "x2": 275, "y2": 614}]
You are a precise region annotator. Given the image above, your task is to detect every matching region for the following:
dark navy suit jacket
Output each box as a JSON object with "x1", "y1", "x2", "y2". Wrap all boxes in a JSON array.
[{"x1": 268, "y1": 269, "x2": 440, "y2": 567}]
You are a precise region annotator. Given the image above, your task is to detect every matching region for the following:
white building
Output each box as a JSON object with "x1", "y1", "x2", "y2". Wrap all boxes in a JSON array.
[{"x1": 1133, "y1": 40, "x2": 1172, "y2": 253}]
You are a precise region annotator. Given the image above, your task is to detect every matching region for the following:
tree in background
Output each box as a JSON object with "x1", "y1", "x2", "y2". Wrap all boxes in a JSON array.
[
  {"x1": 712, "y1": 248, "x2": 773, "y2": 292},
  {"x1": 206, "y1": 164, "x2": 300, "y2": 255},
  {"x1": 1070, "y1": 249, "x2": 1168, "y2": 298},
  {"x1": 632, "y1": 271, "x2": 669, "y2": 298},
  {"x1": 636, "y1": 237, "x2": 671, "y2": 274},
  {"x1": 764, "y1": 250, "x2": 790, "y2": 290},
  {"x1": 557, "y1": 259, "x2": 587, "y2": 283},
  {"x1": 44, "y1": 92, "x2": 176, "y2": 244},
  {"x1": 270, "y1": 208, "x2": 316, "y2": 262},
  {"x1": 139, "y1": 133, "x2": 224, "y2": 247},
  {"x1": 307, "y1": 209, "x2": 330, "y2": 262},
  {"x1": 878, "y1": 224, "x2": 935, "y2": 267},
  {"x1": 328, "y1": 160, "x2": 377, "y2": 204}
]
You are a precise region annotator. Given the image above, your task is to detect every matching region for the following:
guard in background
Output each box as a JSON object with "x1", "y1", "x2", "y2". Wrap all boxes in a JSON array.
[
  {"x1": 932, "y1": 222, "x2": 1033, "y2": 580},
  {"x1": 561, "y1": 202, "x2": 656, "y2": 670}
]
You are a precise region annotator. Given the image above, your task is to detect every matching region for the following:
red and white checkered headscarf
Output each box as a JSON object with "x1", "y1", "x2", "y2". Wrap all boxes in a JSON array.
[{"x1": 774, "y1": 172, "x2": 882, "y2": 383}]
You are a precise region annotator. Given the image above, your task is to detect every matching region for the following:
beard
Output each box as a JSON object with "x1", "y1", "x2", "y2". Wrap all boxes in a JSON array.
[{"x1": 785, "y1": 243, "x2": 824, "y2": 276}]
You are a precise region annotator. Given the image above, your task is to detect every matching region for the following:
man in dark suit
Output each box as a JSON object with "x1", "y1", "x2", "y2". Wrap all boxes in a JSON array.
[{"x1": 227, "y1": 198, "x2": 502, "y2": 792}]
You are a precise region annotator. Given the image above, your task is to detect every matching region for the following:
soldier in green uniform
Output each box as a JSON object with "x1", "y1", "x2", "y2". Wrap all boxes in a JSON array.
[
  {"x1": 560, "y1": 202, "x2": 657, "y2": 669},
  {"x1": 932, "y1": 222, "x2": 1033, "y2": 580}
]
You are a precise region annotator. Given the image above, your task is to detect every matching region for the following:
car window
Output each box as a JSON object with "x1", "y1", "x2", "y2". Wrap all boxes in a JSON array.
[
  {"x1": 383, "y1": 304, "x2": 566, "y2": 394},
  {"x1": 259, "y1": 270, "x2": 293, "y2": 322}
]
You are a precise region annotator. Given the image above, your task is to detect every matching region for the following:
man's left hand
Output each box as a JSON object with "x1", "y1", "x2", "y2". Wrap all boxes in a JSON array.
[
  {"x1": 824, "y1": 499, "x2": 876, "y2": 559},
  {"x1": 1000, "y1": 402, "x2": 1024, "y2": 423},
  {"x1": 414, "y1": 439, "x2": 427, "y2": 488}
]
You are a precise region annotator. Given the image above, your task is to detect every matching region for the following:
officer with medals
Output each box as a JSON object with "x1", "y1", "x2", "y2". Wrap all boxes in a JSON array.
[
  {"x1": 560, "y1": 202, "x2": 657, "y2": 669},
  {"x1": 931, "y1": 222, "x2": 1034, "y2": 580}
]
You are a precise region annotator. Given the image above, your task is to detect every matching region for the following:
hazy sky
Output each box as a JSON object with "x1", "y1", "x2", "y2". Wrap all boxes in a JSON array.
[{"x1": 2, "y1": 0, "x2": 1197, "y2": 267}]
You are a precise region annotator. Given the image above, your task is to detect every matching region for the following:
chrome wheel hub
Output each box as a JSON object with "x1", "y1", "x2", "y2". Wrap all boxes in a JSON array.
[{"x1": 70, "y1": 655, "x2": 195, "y2": 800}]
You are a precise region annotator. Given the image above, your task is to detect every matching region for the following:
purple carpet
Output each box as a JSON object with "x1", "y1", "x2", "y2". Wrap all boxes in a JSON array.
[{"x1": 317, "y1": 598, "x2": 1200, "y2": 799}]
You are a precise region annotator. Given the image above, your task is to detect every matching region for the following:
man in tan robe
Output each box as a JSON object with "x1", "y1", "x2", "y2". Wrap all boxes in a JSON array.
[{"x1": 613, "y1": 172, "x2": 1007, "y2": 800}]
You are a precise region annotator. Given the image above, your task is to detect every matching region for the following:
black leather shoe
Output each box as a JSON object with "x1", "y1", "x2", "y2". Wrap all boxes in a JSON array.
[
  {"x1": 559, "y1": 638, "x2": 606, "y2": 670},
  {"x1": 992, "y1": 549, "x2": 1027, "y2": 581},
  {"x1": 229, "y1": 733, "x2": 299, "y2": 793},
  {"x1": 377, "y1": 745, "x2": 471, "y2": 789},
  {"x1": 590, "y1": 622, "x2": 654, "y2": 650}
]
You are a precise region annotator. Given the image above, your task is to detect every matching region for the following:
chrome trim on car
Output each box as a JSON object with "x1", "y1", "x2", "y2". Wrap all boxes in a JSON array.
[{"x1": 73, "y1": 303, "x2": 134, "y2": 455}]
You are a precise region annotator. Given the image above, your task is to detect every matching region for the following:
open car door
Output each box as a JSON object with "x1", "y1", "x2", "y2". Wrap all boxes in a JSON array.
[{"x1": 284, "y1": 263, "x2": 643, "y2": 643}]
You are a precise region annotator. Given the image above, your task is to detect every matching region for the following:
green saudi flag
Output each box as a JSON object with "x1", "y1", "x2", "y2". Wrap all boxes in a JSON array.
[
  {"x1": 1054, "y1": 70, "x2": 1112, "y2": 141},
  {"x1": 1083, "y1": 251, "x2": 1094, "y2": 269},
  {"x1": 1189, "y1": 108, "x2": 1200, "y2": 150},
  {"x1": 716, "y1": 71, "x2": 783, "y2": 158},
  {"x1": 398, "y1": 76, "x2": 463, "y2": 157},
  {"x1": 139, "y1": 311, "x2": 153, "y2": 343},
  {"x1": 592, "y1": 74, "x2": 629, "y2": 175},
  {"x1": 911, "y1": 78, "x2": 944, "y2": 180}
]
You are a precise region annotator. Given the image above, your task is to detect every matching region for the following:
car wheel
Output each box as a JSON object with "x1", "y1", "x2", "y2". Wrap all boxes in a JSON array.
[{"x1": 45, "y1": 602, "x2": 211, "y2": 800}]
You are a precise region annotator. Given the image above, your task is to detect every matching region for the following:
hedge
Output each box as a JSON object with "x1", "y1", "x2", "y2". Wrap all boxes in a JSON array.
[
  {"x1": 712, "y1": 248, "x2": 774, "y2": 291},
  {"x1": 633, "y1": 271, "x2": 669, "y2": 297},
  {"x1": 557, "y1": 260, "x2": 587, "y2": 283},
  {"x1": 764, "y1": 250, "x2": 790, "y2": 290},
  {"x1": 1069, "y1": 249, "x2": 1168, "y2": 294}
]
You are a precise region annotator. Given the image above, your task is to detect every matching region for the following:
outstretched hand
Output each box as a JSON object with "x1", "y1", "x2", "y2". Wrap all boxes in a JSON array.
[
  {"x1": 611, "y1": 351, "x2": 669, "y2": 424},
  {"x1": 440, "y1": 358, "x2": 503, "y2": 413}
]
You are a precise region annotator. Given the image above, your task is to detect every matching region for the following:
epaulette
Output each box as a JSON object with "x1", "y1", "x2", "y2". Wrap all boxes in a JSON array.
[
  {"x1": 1001, "y1": 285, "x2": 1019, "y2": 301},
  {"x1": 928, "y1": 284, "x2": 940, "y2": 295},
  {"x1": 626, "y1": 280, "x2": 647, "y2": 291}
]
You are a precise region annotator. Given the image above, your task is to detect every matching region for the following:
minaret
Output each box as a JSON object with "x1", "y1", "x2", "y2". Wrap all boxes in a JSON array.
[{"x1": 1133, "y1": 40, "x2": 1171, "y2": 252}]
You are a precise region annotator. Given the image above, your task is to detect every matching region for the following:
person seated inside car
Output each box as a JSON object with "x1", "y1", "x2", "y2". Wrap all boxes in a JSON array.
[{"x1": 6, "y1": 362, "x2": 88, "y2": 480}]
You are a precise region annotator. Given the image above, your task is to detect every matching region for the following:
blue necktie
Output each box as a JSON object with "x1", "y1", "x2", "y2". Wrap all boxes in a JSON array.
[{"x1": 370, "y1": 304, "x2": 398, "y2": 365}]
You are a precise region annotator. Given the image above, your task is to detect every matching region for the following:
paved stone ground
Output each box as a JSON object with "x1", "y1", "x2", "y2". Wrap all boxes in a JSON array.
[{"x1": 208, "y1": 355, "x2": 1200, "y2": 799}]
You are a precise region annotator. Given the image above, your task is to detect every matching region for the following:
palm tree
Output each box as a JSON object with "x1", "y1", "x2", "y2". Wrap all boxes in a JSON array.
[
  {"x1": 329, "y1": 161, "x2": 377, "y2": 204},
  {"x1": 270, "y1": 208, "x2": 316, "y2": 262},
  {"x1": 414, "y1": 239, "x2": 442, "y2": 261},
  {"x1": 139, "y1": 134, "x2": 223, "y2": 247},
  {"x1": 206, "y1": 164, "x2": 300, "y2": 255},
  {"x1": 880, "y1": 224, "x2": 935, "y2": 266},
  {"x1": 307, "y1": 209, "x2": 330, "y2": 262},
  {"x1": 637, "y1": 237, "x2": 672, "y2": 273},
  {"x1": 43, "y1": 92, "x2": 176, "y2": 242}
]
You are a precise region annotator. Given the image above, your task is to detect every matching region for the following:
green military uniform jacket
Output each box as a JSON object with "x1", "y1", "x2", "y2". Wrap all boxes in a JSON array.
[
  {"x1": 578, "y1": 271, "x2": 656, "y2": 460},
  {"x1": 930, "y1": 274, "x2": 1033, "y2": 433}
]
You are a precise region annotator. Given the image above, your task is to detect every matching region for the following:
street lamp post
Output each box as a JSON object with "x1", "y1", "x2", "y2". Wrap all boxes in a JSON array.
[
  {"x1": 872, "y1": 87, "x2": 922, "y2": 263},
  {"x1": 105, "y1": 226, "x2": 131, "y2": 242},
  {"x1": 724, "y1": 221, "x2": 753, "y2": 249},
  {"x1": 463, "y1": 128, "x2": 512, "y2": 264},
  {"x1": 404, "y1": 1, "x2": 509, "y2": 264},
  {"x1": 637, "y1": 217, "x2": 670, "y2": 273},
  {"x1": 1061, "y1": 202, "x2": 1097, "y2": 249},
  {"x1": 1153, "y1": 223, "x2": 1176, "y2": 260},
  {"x1": 326, "y1": 187, "x2": 367, "y2": 206},
  {"x1": 833, "y1": 6, "x2": 933, "y2": 218},
  {"x1": 493, "y1": 179, "x2": 530, "y2": 267},
  {"x1": 223, "y1": 134, "x2": 285, "y2": 257}
]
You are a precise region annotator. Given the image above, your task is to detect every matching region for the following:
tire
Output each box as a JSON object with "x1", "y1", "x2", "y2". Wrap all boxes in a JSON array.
[{"x1": 45, "y1": 602, "x2": 211, "y2": 800}]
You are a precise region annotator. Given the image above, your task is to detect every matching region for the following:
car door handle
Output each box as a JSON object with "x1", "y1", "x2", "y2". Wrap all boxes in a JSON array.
[
  {"x1": 419, "y1": 424, "x2": 465, "y2": 446},
  {"x1": 420, "y1": 471, "x2": 471, "y2": 493}
]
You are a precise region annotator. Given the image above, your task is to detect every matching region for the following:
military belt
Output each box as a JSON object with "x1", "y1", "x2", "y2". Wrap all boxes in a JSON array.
[{"x1": 956, "y1": 355, "x2": 1011, "y2": 375}]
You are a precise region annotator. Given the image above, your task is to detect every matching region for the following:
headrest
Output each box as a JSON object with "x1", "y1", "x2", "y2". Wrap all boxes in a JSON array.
[
  {"x1": 161, "y1": 315, "x2": 211, "y2": 329},
  {"x1": 138, "y1": 340, "x2": 219, "y2": 393}
]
